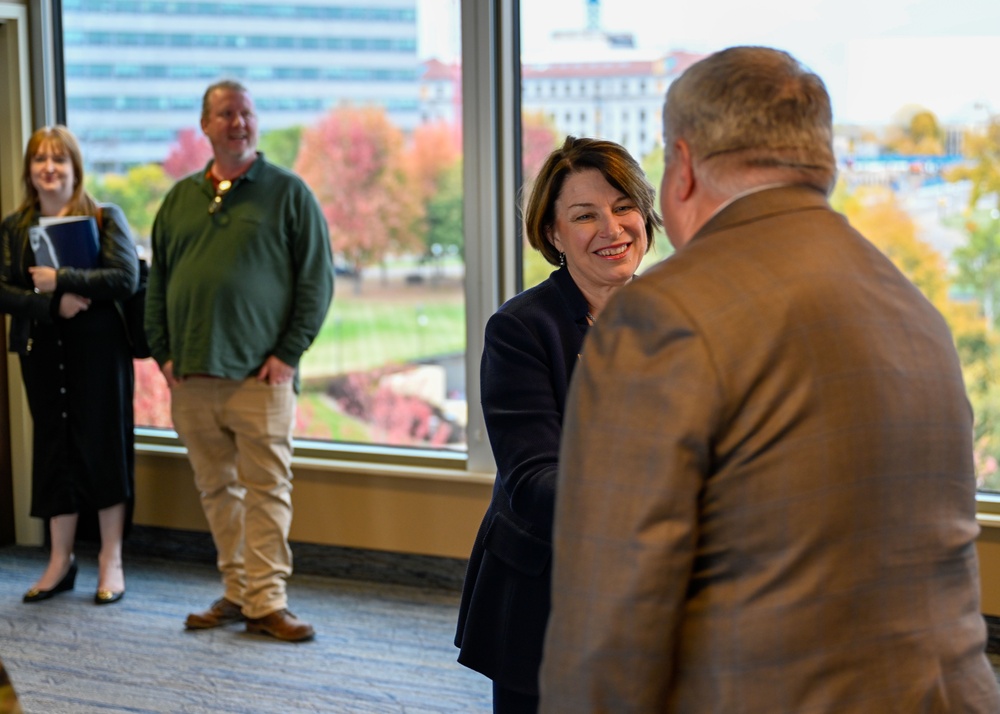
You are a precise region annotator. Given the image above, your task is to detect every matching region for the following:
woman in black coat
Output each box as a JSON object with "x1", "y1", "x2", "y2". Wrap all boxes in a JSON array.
[
  {"x1": 455, "y1": 137, "x2": 662, "y2": 712},
  {"x1": 0, "y1": 126, "x2": 138, "y2": 605}
]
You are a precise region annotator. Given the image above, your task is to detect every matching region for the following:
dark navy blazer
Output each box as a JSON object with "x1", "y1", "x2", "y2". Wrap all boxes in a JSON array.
[{"x1": 455, "y1": 266, "x2": 590, "y2": 695}]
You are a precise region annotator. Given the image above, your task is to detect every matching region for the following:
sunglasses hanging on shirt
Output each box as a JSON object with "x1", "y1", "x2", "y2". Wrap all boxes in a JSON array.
[{"x1": 208, "y1": 179, "x2": 233, "y2": 215}]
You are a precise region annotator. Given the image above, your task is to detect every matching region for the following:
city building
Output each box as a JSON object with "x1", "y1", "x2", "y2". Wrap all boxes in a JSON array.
[
  {"x1": 418, "y1": 58, "x2": 460, "y2": 125},
  {"x1": 419, "y1": 30, "x2": 704, "y2": 164},
  {"x1": 62, "y1": 0, "x2": 421, "y2": 172},
  {"x1": 520, "y1": 47, "x2": 704, "y2": 162}
]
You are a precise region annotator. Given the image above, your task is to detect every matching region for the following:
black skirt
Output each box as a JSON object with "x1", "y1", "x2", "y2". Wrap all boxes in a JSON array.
[{"x1": 20, "y1": 300, "x2": 134, "y2": 521}]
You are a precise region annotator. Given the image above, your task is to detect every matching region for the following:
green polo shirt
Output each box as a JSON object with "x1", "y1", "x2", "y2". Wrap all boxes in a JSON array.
[{"x1": 146, "y1": 153, "x2": 333, "y2": 382}]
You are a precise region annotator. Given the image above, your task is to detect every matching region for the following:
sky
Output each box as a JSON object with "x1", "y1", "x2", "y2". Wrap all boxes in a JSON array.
[{"x1": 418, "y1": 0, "x2": 1000, "y2": 125}]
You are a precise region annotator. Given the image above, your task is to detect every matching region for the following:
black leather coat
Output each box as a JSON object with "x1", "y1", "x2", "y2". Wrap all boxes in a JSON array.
[{"x1": 0, "y1": 203, "x2": 138, "y2": 355}]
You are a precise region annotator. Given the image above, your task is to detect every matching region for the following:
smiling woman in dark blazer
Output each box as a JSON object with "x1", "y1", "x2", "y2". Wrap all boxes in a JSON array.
[{"x1": 455, "y1": 136, "x2": 662, "y2": 713}]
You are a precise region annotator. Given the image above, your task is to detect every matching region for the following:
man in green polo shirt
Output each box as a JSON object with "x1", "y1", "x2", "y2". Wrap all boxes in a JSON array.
[{"x1": 146, "y1": 79, "x2": 333, "y2": 642}]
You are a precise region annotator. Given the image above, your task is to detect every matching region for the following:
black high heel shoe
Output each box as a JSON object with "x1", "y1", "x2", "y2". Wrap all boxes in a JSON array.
[
  {"x1": 23, "y1": 559, "x2": 77, "y2": 603},
  {"x1": 95, "y1": 558, "x2": 125, "y2": 605},
  {"x1": 94, "y1": 589, "x2": 125, "y2": 605}
]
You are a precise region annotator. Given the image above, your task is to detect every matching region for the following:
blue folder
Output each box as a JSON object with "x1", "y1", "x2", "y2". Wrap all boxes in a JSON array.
[{"x1": 29, "y1": 216, "x2": 100, "y2": 269}]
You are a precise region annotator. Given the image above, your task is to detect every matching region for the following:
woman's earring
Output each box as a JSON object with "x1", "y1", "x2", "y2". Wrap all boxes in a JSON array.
[{"x1": 559, "y1": 252, "x2": 566, "y2": 267}]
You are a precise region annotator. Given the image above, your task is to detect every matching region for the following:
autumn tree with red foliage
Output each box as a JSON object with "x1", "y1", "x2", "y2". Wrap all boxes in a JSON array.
[
  {"x1": 133, "y1": 359, "x2": 173, "y2": 428},
  {"x1": 328, "y1": 368, "x2": 459, "y2": 447},
  {"x1": 405, "y1": 121, "x2": 462, "y2": 198},
  {"x1": 522, "y1": 111, "x2": 561, "y2": 185},
  {"x1": 294, "y1": 106, "x2": 424, "y2": 276},
  {"x1": 403, "y1": 121, "x2": 463, "y2": 257},
  {"x1": 520, "y1": 113, "x2": 563, "y2": 288},
  {"x1": 162, "y1": 128, "x2": 213, "y2": 180}
]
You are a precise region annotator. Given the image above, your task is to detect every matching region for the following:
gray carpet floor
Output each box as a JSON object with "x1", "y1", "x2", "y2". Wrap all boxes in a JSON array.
[
  {"x1": 3, "y1": 540, "x2": 999, "y2": 713},
  {"x1": 0, "y1": 544, "x2": 491, "y2": 713}
]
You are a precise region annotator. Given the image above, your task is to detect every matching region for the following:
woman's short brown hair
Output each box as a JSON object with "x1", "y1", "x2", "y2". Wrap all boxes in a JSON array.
[{"x1": 524, "y1": 136, "x2": 661, "y2": 266}]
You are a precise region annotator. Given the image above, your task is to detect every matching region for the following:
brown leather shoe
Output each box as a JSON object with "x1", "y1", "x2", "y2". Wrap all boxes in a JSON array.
[
  {"x1": 245, "y1": 609, "x2": 315, "y2": 642},
  {"x1": 185, "y1": 597, "x2": 245, "y2": 629}
]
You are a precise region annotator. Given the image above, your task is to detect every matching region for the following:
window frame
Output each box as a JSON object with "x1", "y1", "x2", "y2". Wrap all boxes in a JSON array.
[
  {"x1": 45, "y1": 0, "x2": 522, "y2": 479},
  {"x1": 42, "y1": 0, "x2": 1000, "y2": 506}
]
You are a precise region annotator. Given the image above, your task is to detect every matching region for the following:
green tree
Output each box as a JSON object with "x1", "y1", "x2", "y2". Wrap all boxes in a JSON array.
[
  {"x1": 87, "y1": 163, "x2": 173, "y2": 245},
  {"x1": 639, "y1": 145, "x2": 670, "y2": 266},
  {"x1": 641, "y1": 146, "x2": 663, "y2": 194},
  {"x1": 519, "y1": 113, "x2": 567, "y2": 289},
  {"x1": 950, "y1": 113, "x2": 1000, "y2": 211},
  {"x1": 884, "y1": 106, "x2": 944, "y2": 155},
  {"x1": 522, "y1": 245, "x2": 554, "y2": 290},
  {"x1": 945, "y1": 114, "x2": 1000, "y2": 489},
  {"x1": 953, "y1": 216, "x2": 1000, "y2": 329},
  {"x1": 259, "y1": 125, "x2": 303, "y2": 170},
  {"x1": 403, "y1": 121, "x2": 462, "y2": 258},
  {"x1": 910, "y1": 110, "x2": 943, "y2": 148},
  {"x1": 425, "y1": 161, "x2": 463, "y2": 257}
]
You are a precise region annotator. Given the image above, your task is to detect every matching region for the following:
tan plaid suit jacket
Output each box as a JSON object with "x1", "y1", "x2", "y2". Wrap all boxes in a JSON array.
[{"x1": 539, "y1": 185, "x2": 1000, "y2": 713}]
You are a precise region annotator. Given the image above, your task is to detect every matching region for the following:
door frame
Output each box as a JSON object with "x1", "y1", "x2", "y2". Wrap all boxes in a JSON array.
[{"x1": 0, "y1": 1, "x2": 42, "y2": 545}]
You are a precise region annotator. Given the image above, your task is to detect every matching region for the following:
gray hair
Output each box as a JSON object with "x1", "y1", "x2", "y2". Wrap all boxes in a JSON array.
[{"x1": 662, "y1": 46, "x2": 836, "y2": 194}]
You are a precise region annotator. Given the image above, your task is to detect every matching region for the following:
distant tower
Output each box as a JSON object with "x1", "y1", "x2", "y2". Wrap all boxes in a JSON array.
[{"x1": 586, "y1": 0, "x2": 600, "y2": 31}]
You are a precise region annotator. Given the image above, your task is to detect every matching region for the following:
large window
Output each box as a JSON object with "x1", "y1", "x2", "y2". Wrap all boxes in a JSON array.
[
  {"x1": 62, "y1": 0, "x2": 471, "y2": 456},
  {"x1": 518, "y1": 0, "x2": 1000, "y2": 492},
  {"x1": 59, "y1": 0, "x2": 1000, "y2": 492}
]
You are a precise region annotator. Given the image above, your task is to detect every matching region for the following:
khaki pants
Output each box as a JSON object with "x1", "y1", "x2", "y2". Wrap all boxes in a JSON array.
[{"x1": 171, "y1": 377, "x2": 296, "y2": 619}]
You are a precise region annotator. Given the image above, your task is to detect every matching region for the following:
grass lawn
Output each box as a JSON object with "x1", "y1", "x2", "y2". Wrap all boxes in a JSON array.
[
  {"x1": 296, "y1": 391, "x2": 373, "y2": 442},
  {"x1": 293, "y1": 277, "x2": 468, "y2": 448},
  {"x1": 300, "y1": 278, "x2": 466, "y2": 379},
  {"x1": 943, "y1": 209, "x2": 993, "y2": 231}
]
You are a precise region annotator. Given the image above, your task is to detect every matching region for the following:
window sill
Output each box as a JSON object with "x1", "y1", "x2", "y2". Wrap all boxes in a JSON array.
[
  {"x1": 135, "y1": 428, "x2": 495, "y2": 486},
  {"x1": 978, "y1": 494, "x2": 1000, "y2": 528}
]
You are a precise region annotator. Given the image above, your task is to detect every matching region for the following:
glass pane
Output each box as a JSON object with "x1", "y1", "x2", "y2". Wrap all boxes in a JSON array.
[
  {"x1": 520, "y1": 0, "x2": 1000, "y2": 490},
  {"x1": 63, "y1": 0, "x2": 466, "y2": 452}
]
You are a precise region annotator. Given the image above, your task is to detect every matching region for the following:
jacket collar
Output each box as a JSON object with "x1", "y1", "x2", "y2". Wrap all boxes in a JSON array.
[
  {"x1": 693, "y1": 184, "x2": 830, "y2": 244},
  {"x1": 550, "y1": 265, "x2": 591, "y2": 326}
]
